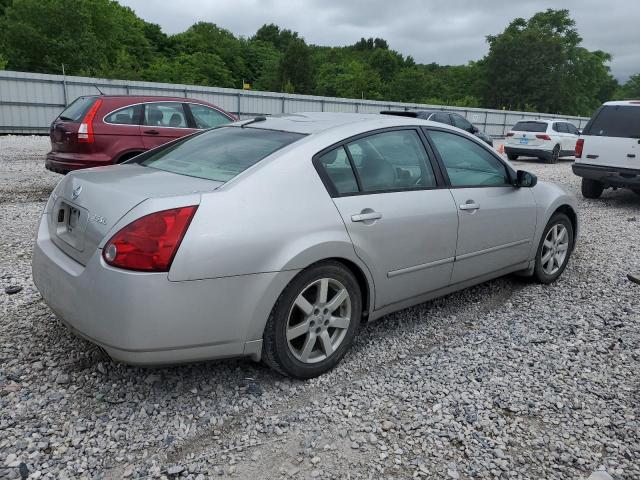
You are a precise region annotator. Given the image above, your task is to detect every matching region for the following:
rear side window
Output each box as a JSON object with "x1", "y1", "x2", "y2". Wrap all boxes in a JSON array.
[
  {"x1": 139, "y1": 127, "x2": 304, "y2": 182},
  {"x1": 452, "y1": 114, "x2": 473, "y2": 131},
  {"x1": 144, "y1": 102, "x2": 188, "y2": 128},
  {"x1": 104, "y1": 105, "x2": 142, "y2": 125},
  {"x1": 583, "y1": 105, "x2": 640, "y2": 138},
  {"x1": 554, "y1": 123, "x2": 568, "y2": 133},
  {"x1": 346, "y1": 130, "x2": 436, "y2": 192},
  {"x1": 317, "y1": 147, "x2": 359, "y2": 195},
  {"x1": 58, "y1": 96, "x2": 97, "y2": 122},
  {"x1": 512, "y1": 121, "x2": 547, "y2": 132},
  {"x1": 431, "y1": 113, "x2": 452, "y2": 125}
]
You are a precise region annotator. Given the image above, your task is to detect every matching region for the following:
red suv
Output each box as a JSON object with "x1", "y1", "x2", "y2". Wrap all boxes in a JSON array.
[{"x1": 46, "y1": 96, "x2": 236, "y2": 173}]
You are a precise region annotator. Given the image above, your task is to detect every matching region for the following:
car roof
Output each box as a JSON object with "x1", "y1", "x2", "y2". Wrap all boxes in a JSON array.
[
  {"x1": 233, "y1": 112, "x2": 436, "y2": 135},
  {"x1": 513, "y1": 119, "x2": 557, "y2": 125},
  {"x1": 381, "y1": 109, "x2": 455, "y2": 118},
  {"x1": 603, "y1": 100, "x2": 640, "y2": 106},
  {"x1": 82, "y1": 95, "x2": 213, "y2": 103}
]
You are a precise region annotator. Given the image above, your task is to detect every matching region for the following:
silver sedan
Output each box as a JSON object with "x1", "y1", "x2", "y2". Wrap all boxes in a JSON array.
[{"x1": 32, "y1": 113, "x2": 578, "y2": 378}]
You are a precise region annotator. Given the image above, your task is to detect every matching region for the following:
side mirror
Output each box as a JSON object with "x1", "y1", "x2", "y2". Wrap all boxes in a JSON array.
[
  {"x1": 470, "y1": 125, "x2": 479, "y2": 133},
  {"x1": 515, "y1": 170, "x2": 537, "y2": 188}
]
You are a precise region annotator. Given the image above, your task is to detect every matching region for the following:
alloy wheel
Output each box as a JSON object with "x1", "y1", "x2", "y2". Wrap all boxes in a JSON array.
[
  {"x1": 286, "y1": 278, "x2": 352, "y2": 364},
  {"x1": 541, "y1": 224, "x2": 569, "y2": 275}
]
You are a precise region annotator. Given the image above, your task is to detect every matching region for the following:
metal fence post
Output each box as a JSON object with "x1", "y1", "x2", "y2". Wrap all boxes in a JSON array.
[
  {"x1": 282, "y1": 96, "x2": 286, "y2": 114},
  {"x1": 503, "y1": 112, "x2": 508, "y2": 137},
  {"x1": 321, "y1": 99, "x2": 325, "y2": 112},
  {"x1": 237, "y1": 92, "x2": 242, "y2": 118}
]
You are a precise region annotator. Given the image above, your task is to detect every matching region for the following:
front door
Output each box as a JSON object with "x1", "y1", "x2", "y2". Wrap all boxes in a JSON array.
[
  {"x1": 316, "y1": 129, "x2": 459, "y2": 309},
  {"x1": 141, "y1": 102, "x2": 197, "y2": 150},
  {"x1": 425, "y1": 128, "x2": 537, "y2": 284}
]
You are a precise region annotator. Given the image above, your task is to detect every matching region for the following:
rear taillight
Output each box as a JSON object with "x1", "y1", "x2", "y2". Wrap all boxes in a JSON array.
[
  {"x1": 536, "y1": 134, "x2": 551, "y2": 140},
  {"x1": 506, "y1": 132, "x2": 514, "y2": 137},
  {"x1": 103, "y1": 206, "x2": 198, "y2": 272},
  {"x1": 575, "y1": 138, "x2": 584, "y2": 159},
  {"x1": 77, "y1": 98, "x2": 103, "y2": 143}
]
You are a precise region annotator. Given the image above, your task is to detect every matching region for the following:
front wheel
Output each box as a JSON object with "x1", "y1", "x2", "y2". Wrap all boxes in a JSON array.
[
  {"x1": 262, "y1": 261, "x2": 362, "y2": 379},
  {"x1": 533, "y1": 213, "x2": 574, "y2": 284}
]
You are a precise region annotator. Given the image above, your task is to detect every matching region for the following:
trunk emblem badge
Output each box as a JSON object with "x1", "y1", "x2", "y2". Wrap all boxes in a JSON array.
[{"x1": 72, "y1": 185, "x2": 82, "y2": 200}]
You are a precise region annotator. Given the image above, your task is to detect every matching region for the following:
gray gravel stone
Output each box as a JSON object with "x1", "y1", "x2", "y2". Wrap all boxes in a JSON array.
[{"x1": 0, "y1": 136, "x2": 639, "y2": 479}]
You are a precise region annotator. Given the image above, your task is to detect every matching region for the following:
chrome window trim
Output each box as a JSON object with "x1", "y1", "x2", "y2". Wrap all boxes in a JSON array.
[{"x1": 102, "y1": 101, "x2": 232, "y2": 129}]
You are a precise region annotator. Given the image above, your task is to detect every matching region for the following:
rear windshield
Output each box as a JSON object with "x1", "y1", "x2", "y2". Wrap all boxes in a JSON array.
[
  {"x1": 512, "y1": 121, "x2": 547, "y2": 132},
  {"x1": 583, "y1": 105, "x2": 640, "y2": 138},
  {"x1": 58, "y1": 96, "x2": 97, "y2": 122},
  {"x1": 138, "y1": 127, "x2": 305, "y2": 182}
]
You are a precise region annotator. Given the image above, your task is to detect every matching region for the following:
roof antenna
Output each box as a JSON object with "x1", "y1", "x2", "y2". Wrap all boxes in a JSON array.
[
  {"x1": 94, "y1": 84, "x2": 105, "y2": 95},
  {"x1": 241, "y1": 115, "x2": 267, "y2": 128}
]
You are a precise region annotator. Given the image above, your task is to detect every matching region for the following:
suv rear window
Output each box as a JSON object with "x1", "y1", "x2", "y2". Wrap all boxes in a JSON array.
[
  {"x1": 583, "y1": 105, "x2": 640, "y2": 138},
  {"x1": 58, "y1": 96, "x2": 97, "y2": 122},
  {"x1": 512, "y1": 121, "x2": 547, "y2": 132},
  {"x1": 138, "y1": 127, "x2": 304, "y2": 182}
]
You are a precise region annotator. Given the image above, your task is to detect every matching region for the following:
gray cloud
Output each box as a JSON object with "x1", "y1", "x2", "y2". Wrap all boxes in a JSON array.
[{"x1": 119, "y1": 0, "x2": 638, "y2": 81}]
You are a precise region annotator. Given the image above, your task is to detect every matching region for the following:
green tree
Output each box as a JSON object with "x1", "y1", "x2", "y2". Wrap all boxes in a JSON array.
[
  {"x1": 278, "y1": 38, "x2": 313, "y2": 93},
  {"x1": 616, "y1": 74, "x2": 640, "y2": 99},
  {"x1": 480, "y1": 9, "x2": 616, "y2": 115},
  {"x1": 142, "y1": 52, "x2": 234, "y2": 87},
  {"x1": 315, "y1": 60, "x2": 382, "y2": 99},
  {"x1": 0, "y1": 0, "x2": 155, "y2": 78}
]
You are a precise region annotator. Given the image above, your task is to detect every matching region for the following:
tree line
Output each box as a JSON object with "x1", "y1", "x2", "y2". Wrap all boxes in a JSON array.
[{"x1": 0, "y1": 0, "x2": 638, "y2": 116}]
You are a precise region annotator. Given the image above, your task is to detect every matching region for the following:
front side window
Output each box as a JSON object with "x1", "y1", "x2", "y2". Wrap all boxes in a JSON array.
[
  {"x1": 105, "y1": 105, "x2": 140, "y2": 125},
  {"x1": 512, "y1": 121, "x2": 548, "y2": 133},
  {"x1": 139, "y1": 127, "x2": 304, "y2": 182},
  {"x1": 346, "y1": 130, "x2": 436, "y2": 192},
  {"x1": 452, "y1": 114, "x2": 473, "y2": 131},
  {"x1": 567, "y1": 123, "x2": 580, "y2": 135},
  {"x1": 317, "y1": 147, "x2": 359, "y2": 195},
  {"x1": 189, "y1": 104, "x2": 232, "y2": 129},
  {"x1": 431, "y1": 113, "x2": 452, "y2": 125},
  {"x1": 144, "y1": 102, "x2": 188, "y2": 128},
  {"x1": 428, "y1": 130, "x2": 510, "y2": 187}
]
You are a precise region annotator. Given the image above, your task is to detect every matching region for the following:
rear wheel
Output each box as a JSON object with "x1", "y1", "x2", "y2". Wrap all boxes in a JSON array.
[
  {"x1": 507, "y1": 153, "x2": 518, "y2": 161},
  {"x1": 546, "y1": 144, "x2": 560, "y2": 164},
  {"x1": 581, "y1": 178, "x2": 604, "y2": 199},
  {"x1": 533, "y1": 213, "x2": 573, "y2": 284},
  {"x1": 262, "y1": 261, "x2": 362, "y2": 379},
  {"x1": 116, "y1": 151, "x2": 143, "y2": 164}
]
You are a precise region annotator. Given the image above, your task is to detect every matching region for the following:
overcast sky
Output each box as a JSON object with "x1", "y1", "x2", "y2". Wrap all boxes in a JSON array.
[{"x1": 119, "y1": 0, "x2": 638, "y2": 82}]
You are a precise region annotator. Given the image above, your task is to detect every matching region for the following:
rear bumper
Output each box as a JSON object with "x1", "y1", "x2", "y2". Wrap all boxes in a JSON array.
[
  {"x1": 504, "y1": 146, "x2": 552, "y2": 159},
  {"x1": 32, "y1": 215, "x2": 297, "y2": 365},
  {"x1": 46, "y1": 151, "x2": 114, "y2": 174},
  {"x1": 572, "y1": 162, "x2": 640, "y2": 187}
]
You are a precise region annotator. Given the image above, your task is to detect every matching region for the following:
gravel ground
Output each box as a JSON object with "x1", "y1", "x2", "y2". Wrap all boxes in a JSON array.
[{"x1": 0, "y1": 135, "x2": 638, "y2": 480}]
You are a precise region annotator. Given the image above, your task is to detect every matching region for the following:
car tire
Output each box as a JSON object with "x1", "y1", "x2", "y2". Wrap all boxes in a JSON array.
[
  {"x1": 581, "y1": 178, "x2": 604, "y2": 199},
  {"x1": 532, "y1": 213, "x2": 574, "y2": 284},
  {"x1": 546, "y1": 145, "x2": 560, "y2": 164},
  {"x1": 507, "y1": 153, "x2": 518, "y2": 161},
  {"x1": 262, "y1": 261, "x2": 362, "y2": 379}
]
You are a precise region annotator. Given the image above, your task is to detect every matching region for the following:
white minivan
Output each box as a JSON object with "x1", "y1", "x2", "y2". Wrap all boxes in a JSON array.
[{"x1": 573, "y1": 101, "x2": 640, "y2": 198}]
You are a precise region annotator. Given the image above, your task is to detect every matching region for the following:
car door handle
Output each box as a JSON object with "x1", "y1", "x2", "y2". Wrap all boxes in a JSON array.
[
  {"x1": 628, "y1": 154, "x2": 636, "y2": 158},
  {"x1": 459, "y1": 201, "x2": 480, "y2": 211},
  {"x1": 351, "y1": 211, "x2": 382, "y2": 222},
  {"x1": 143, "y1": 129, "x2": 159, "y2": 135}
]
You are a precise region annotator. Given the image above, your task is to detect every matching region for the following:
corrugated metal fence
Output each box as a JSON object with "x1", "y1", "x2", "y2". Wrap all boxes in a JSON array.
[{"x1": 0, "y1": 70, "x2": 590, "y2": 136}]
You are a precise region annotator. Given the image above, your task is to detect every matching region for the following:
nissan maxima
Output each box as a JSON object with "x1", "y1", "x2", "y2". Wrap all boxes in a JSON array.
[{"x1": 33, "y1": 112, "x2": 578, "y2": 379}]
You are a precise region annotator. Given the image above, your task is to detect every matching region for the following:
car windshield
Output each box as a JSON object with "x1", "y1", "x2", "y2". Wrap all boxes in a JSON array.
[
  {"x1": 138, "y1": 127, "x2": 305, "y2": 182},
  {"x1": 512, "y1": 121, "x2": 547, "y2": 132},
  {"x1": 58, "y1": 96, "x2": 97, "y2": 122}
]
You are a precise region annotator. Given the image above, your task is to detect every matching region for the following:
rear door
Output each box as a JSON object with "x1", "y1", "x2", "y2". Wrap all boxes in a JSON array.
[
  {"x1": 141, "y1": 102, "x2": 197, "y2": 149},
  {"x1": 425, "y1": 128, "x2": 537, "y2": 284},
  {"x1": 509, "y1": 121, "x2": 548, "y2": 148},
  {"x1": 318, "y1": 128, "x2": 459, "y2": 309},
  {"x1": 96, "y1": 103, "x2": 144, "y2": 158},
  {"x1": 49, "y1": 96, "x2": 97, "y2": 153},
  {"x1": 580, "y1": 105, "x2": 640, "y2": 169}
]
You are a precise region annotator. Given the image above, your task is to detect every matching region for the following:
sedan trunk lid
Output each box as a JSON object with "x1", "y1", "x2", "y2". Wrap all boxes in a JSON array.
[{"x1": 47, "y1": 164, "x2": 222, "y2": 265}]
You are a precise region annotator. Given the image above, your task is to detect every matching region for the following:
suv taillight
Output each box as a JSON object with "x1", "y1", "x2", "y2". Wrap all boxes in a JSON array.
[
  {"x1": 575, "y1": 138, "x2": 584, "y2": 159},
  {"x1": 506, "y1": 132, "x2": 514, "y2": 137},
  {"x1": 77, "y1": 98, "x2": 103, "y2": 143},
  {"x1": 103, "y1": 206, "x2": 198, "y2": 272},
  {"x1": 536, "y1": 134, "x2": 551, "y2": 140}
]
